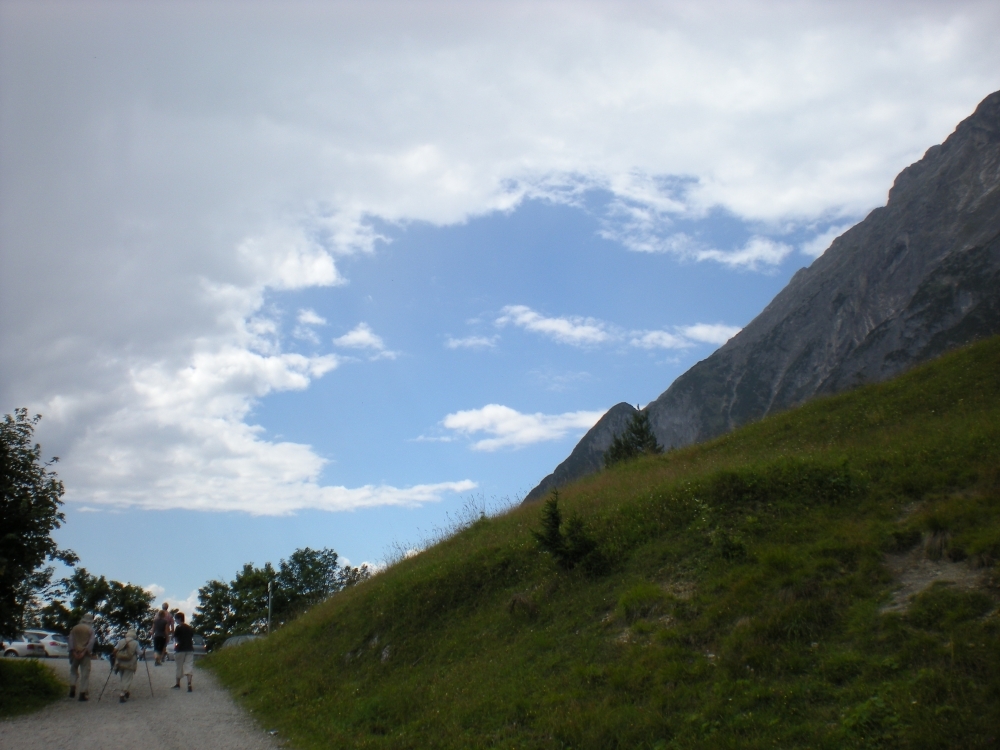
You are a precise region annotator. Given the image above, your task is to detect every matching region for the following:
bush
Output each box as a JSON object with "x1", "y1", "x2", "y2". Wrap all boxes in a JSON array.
[
  {"x1": 532, "y1": 492, "x2": 605, "y2": 572},
  {"x1": 0, "y1": 659, "x2": 64, "y2": 717}
]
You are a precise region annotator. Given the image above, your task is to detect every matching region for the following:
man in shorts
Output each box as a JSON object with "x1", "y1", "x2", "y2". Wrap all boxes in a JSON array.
[{"x1": 171, "y1": 612, "x2": 195, "y2": 692}]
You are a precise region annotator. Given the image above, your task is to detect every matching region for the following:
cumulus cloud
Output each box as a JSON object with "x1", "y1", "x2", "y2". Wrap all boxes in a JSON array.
[
  {"x1": 629, "y1": 330, "x2": 691, "y2": 350},
  {"x1": 678, "y1": 323, "x2": 743, "y2": 345},
  {"x1": 298, "y1": 309, "x2": 326, "y2": 326},
  {"x1": 693, "y1": 237, "x2": 794, "y2": 270},
  {"x1": 445, "y1": 335, "x2": 498, "y2": 350},
  {"x1": 442, "y1": 404, "x2": 605, "y2": 451},
  {"x1": 498, "y1": 305, "x2": 740, "y2": 351},
  {"x1": 496, "y1": 305, "x2": 612, "y2": 346},
  {"x1": 2, "y1": 1, "x2": 998, "y2": 515},
  {"x1": 333, "y1": 323, "x2": 398, "y2": 360}
]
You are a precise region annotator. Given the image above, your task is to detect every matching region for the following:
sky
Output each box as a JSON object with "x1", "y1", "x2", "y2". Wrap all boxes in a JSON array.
[{"x1": 2, "y1": 0, "x2": 999, "y2": 619}]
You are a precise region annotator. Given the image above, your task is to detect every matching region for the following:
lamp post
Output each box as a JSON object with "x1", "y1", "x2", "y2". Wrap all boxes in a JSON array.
[{"x1": 267, "y1": 580, "x2": 272, "y2": 635}]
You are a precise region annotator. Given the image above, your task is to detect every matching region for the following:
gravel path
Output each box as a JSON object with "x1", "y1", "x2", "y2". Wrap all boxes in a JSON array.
[{"x1": 0, "y1": 656, "x2": 283, "y2": 750}]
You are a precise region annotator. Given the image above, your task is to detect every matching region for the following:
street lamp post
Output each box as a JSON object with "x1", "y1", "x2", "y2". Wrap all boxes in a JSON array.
[{"x1": 267, "y1": 580, "x2": 272, "y2": 635}]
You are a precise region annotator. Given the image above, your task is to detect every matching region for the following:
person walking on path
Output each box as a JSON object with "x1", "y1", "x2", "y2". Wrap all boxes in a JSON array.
[
  {"x1": 171, "y1": 612, "x2": 195, "y2": 692},
  {"x1": 112, "y1": 628, "x2": 140, "y2": 703},
  {"x1": 151, "y1": 606, "x2": 171, "y2": 666},
  {"x1": 68, "y1": 612, "x2": 96, "y2": 701}
]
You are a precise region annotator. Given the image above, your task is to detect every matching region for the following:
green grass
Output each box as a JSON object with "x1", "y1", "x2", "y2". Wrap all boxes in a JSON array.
[
  {"x1": 0, "y1": 659, "x2": 65, "y2": 717},
  {"x1": 207, "y1": 336, "x2": 1000, "y2": 749}
]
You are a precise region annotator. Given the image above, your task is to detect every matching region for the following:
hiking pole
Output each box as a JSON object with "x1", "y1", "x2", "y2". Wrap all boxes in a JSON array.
[
  {"x1": 144, "y1": 647, "x2": 154, "y2": 697},
  {"x1": 97, "y1": 657, "x2": 114, "y2": 702}
]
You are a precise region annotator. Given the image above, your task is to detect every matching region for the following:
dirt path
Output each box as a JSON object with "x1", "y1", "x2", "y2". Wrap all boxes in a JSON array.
[{"x1": 0, "y1": 656, "x2": 283, "y2": 750}]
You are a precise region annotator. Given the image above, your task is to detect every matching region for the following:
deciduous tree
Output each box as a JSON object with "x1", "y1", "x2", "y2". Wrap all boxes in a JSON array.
[{"x1": 0, "y1": 410, "x2": 77, "y2": 639}]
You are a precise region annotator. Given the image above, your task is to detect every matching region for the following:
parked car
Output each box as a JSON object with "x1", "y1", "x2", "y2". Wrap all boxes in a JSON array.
[
  {"x1": 23, "y1": 630, "x2": 69, "y2": 658},
  {"x1": 220, "y1": 634, "x2": 261, "y2": 649},
  {"x1": 164, "y1": 634, "x2": 208, "y2": 659},
  {"x1": 2, "y1": 633, "x2": 46, "y2": 658}
]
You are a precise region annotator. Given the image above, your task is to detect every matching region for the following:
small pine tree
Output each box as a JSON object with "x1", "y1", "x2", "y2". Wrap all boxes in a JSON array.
[
  {"x1": 532, "y1": 490, "x2": 604, "y2": 572},
  {"x1": 532, "y1": 491, "x2": 565, "y2": 559},
  {"x1": 603, "y1": 409, "x2": 663, "y2": 469}
]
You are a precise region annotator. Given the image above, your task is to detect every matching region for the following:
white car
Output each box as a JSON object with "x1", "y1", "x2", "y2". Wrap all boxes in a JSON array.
[
  {"x1": 24, "y1": 630, "x2": 69, "y2": 658},
  {"x1": 2, "y1": 633, "x2": 46, "y2": 658},
  {"x1": 164, "y1": 634, "x2": 208, "y2": 659}
]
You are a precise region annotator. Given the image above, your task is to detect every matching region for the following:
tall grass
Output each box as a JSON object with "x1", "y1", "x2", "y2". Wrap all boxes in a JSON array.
[
  {"x1": 208, "y1": 336, "x2": 1000, "y2": 749},
  {"x1": 0, "y1": 659, "x2": 65, "y2": 717}
]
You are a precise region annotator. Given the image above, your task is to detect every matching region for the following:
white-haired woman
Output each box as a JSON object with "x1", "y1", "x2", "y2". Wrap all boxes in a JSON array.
[{"x1": 112, "y1": 628, "x2": 140, "y2": 703}]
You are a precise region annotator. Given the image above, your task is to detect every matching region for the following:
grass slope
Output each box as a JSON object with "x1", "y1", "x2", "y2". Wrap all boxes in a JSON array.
[
  {"x1": 0, "y1": 659, "x2": 65, "y2": 718},
  {"x1": 208, "y1": 337, "x2": 1000, "y2": 749}
]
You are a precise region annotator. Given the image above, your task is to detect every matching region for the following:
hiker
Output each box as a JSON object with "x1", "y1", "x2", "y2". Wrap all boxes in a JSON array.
[
  {"x1": 151, "y1": 605, "x2": 172, "y2": 666},
  {"x1": 171, "y1": 612, "x2": 195, "y2": 692},
  {"x1": 161, "y1": 602, "x2": 176, "y2": 644},
  {"x1": 112, "y1": 628, "x2": 140, "y2": 703},
  {"x1": 68, "y1": 612, "x2": 96, "y2": 701}
]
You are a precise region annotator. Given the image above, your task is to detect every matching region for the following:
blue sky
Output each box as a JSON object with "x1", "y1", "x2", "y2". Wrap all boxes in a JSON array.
[{"x1": 2, "y1": 0, "x2": 999, "y2": 617}]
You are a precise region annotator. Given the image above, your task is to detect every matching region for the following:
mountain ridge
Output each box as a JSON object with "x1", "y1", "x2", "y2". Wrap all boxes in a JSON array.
[{"x1": 526, "y1": 88, "x2": 1000, "y2": 502}]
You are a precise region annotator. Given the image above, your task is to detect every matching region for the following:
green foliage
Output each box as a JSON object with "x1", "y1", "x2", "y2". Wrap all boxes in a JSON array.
[
  {"x1": 532, "y1": 491, "x2": 604, "y2": 572},
  {"x1": 604, "y1": 409, "x2": 663, "y2": 468},
  {"x1": 205, "y1": 337, "x2": 1000, "y2": 749},
  {"x1": 193, "y1": 546, "x2": 369, "y2": 649},
  {"x1": 35, "y1": 567, "x2": 154, "y2": 647},
  {"x1": 617, "y1": 583, "x2": 667, "y2": 623},
  {"x1": 0, "y1": 658, "x2": 64, "y2": 718},
  {"x1": 0, "y1": 409, "x2": 78, "y2": 640}
]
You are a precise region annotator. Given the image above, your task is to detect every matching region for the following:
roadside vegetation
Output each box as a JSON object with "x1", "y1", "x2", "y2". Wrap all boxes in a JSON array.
[
  {"x1": 207, "y1": 336, "x2": 1000, "y2": 749},
  {"x1": 0, "y1": 659, "x2": 65, "y2": 718}
]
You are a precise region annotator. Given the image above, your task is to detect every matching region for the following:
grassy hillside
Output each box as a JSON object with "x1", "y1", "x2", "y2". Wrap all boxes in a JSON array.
[{"x1": 208, "y1": 336, "x2": 1000, "y2": 749}]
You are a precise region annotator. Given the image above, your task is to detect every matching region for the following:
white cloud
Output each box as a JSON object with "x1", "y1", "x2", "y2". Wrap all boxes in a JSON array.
[
  {"x1": 144, "y1": 586, "x2": 200, "y2": 621},
  {"x1": 333, "y1": 323, "x2": 384, "y2": 350},
  {"x1": 800, "y1": 223, "x2": 855, "y2": 258},
  {"x1": 2, "y1": 2, "x2": 998, "y2": 515},
  {"x1": 693, "y1": 237, "x2": 794, "y2": 270},
  {"x1": 442, "y1": 404, "x2": 605, "y2": 451},
  {"x1": 333, "y1": 323, "x2": 398, "y2": 360},
  {"x1": 678, "y1": 323, "x2": 743, "y2": 345},
  {"x1": 496, "y1": 305, "x2": 612, "y2": 346},
  {"x1": 629, "y1": 330, "x2": 692, "y2": 350},
  {"x1": 445, "y1": 335, "x2": 498, "y2": 350},
  {"x1": 497, "y1": 304, "x2": 741, "y2": 351},
  {"x1": 293, "y1": 308, "x2": 326, "y2": 343},
  {"x1": 297, "y1": 309, "x2": 326, "y2": 326}
]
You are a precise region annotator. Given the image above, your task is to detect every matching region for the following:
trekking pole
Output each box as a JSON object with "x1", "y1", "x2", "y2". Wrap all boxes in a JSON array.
[
  {"x1": 97, "y1": 656, "x2": 114, "y2": 702},
  {"x1": 144, "y1": 647, "x2": 154, "y2": 697}
]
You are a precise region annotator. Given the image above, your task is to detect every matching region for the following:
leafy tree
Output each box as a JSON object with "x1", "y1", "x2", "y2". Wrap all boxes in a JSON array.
[
  {"x1": 603, "y1": 409, "x2": 663, "y2": 469},
  {"x1": 194, "y1": 547, "x2": 369, "y2": 649},
  {"x1": 0, "y1": 409, "x2": 77, "y2": 639},
  {"x1": 35, "y1": 568, "x2": 153, "y2": 647}
]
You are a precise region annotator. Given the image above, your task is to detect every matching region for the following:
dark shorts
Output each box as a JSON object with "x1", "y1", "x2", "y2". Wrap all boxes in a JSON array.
[{"x1": 153, "y1": 636, "x2": 167, "y2": 653}]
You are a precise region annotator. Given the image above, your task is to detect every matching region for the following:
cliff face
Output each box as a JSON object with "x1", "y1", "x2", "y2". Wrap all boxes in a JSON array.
[
  {"x1": 523, "y1": 403, "x2": 636, "y2": 503},
  {"x1": 526, "y1": 89, "x2": 1000, "y2": 502}
]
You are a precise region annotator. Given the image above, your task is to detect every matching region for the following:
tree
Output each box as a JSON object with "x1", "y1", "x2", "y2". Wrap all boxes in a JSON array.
[
  {"x1": 35, "y1": 567, "x2": 154, "y2": 647},
  {"x1": 603, "y1": 409, "x2": 663, "y2": 469},
  {"x1": 532, "y1": 491, "x2": 601, "y2": 572},
  {"x1": 0, "y1": 409, "x2": 77, "y2": 639},
  {"x1": 193, "y1": 546, "x2": 369, "y2": 649}
]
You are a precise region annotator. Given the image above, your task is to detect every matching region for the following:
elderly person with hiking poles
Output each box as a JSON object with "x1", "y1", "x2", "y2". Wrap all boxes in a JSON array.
[{"x1": 111, "y1": 628, "x2": 141, "y2": 703}]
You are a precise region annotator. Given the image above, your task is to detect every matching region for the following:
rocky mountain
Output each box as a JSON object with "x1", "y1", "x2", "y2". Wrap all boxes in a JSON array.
[
  {"x1": 526, "y1": 89, "x2": 1000, "y2": 503},
  {"x1": 524, "y1": 402, "x2": 637, "y2": 503}
]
